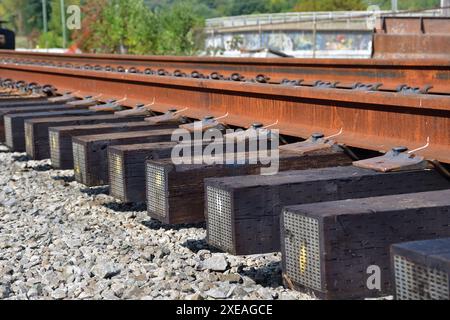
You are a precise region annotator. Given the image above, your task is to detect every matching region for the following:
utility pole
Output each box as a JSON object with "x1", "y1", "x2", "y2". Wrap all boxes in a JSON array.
[
  {"x1": 391, "y1": 0, "x2": 398, "y2": 12},
  {"x1": 60, "y1": 0, "x2": 67, "y2": 48},
  {"x1": 312, "y1": 15, "x2": 317, "y2": 59},
  {"x1": 442, "y1": 0, "x2": 450, "y2": 16},
  {"x1": 42, "y1": 0, "x2": 48, "y2": 33}
]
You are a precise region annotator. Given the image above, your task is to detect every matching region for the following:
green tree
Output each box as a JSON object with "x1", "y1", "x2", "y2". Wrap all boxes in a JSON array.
[
  {"x1": 72, "y1": 0, "x2": 107, "y2": 52},
  {"x1": 143, "y1": 0, "x2": 297, "y2": 17},
  {"x1": 76, "y1": 0, "x2": 202, "y2": 55},
  {"x1": 126, "y1": 2, "x2": 160, "y2": 54},
  {"x1": 156, "y1": 1, "x2": 204, "y2": 55},
  {"x1": 229, "y1": 0, "x2": 270, "y2": 15},
  {"x1": 23, "y1": 0, "x2": 47, "y2": 34},
  {"x1": 0, "y1": 0, "x2": 28, "y2": 34},
  {"x1": 368, "y1": 0, "x2": 440, "y2": 10},
  {"x1": 267, "y1": 0, "x2": 299, "y2": 12},
  {"x1": 37, "y1": 0, "x2": 83, "y2": 48},
  {"x1": 295, "y1": 0, "x2": 367, "y2": 11}
]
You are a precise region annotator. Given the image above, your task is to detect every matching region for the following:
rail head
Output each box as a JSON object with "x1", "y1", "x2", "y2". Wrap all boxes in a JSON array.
[
  {"x1": 4, "y1": 50, "x2": 450, "y2": 68},
  {"x1": 1, "y1": 61, "x2": 449, "y2": 165}
]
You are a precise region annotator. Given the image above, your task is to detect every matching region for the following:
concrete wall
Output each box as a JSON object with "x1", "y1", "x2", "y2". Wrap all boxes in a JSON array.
[
  {"x1": 205, "y1": 30, "x2": 373, "y2": 58},
  {"x1": 204, "y1": 10, "x2": 445, "y2": 58}
]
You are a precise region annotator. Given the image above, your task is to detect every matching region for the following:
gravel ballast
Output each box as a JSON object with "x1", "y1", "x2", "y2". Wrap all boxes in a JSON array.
[{"x1": 0, "y1": 144, "x2": 312, "y2": 300}]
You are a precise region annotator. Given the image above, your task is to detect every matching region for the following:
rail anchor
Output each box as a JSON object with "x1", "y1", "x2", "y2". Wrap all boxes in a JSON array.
[
  {"x1": 353, "y1": 146, "x2": 430, "y2": 172},
  {"x1": 279, "y1": 132, "x2": 343, "y2": 155}
]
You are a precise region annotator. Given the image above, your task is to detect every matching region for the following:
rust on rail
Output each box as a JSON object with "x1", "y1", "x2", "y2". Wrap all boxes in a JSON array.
[
  {"x1": 1, "y1": 62, "x2": 449, "y2": 164},
  {"x1": 2, "y1": 50, "x2": 450, "y2": 94}
]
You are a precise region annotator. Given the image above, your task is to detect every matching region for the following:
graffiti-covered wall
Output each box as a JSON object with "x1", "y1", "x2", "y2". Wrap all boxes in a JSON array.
[{"x1": 205, "y1": 30, "x2": 373, "y2": 58}]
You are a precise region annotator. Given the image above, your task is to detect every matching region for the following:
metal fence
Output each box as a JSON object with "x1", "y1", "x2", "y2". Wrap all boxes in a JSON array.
[{"x1": 205, "y1": 9, "x2": 446, "y2": 31}]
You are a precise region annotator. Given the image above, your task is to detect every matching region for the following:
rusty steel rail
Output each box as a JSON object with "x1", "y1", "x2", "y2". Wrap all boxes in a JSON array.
[
  {"x1": 2, "y1": 51, "x2": 450, "y2": 95},
  {"x1": 1, "y1": 62, "x2": 449, "y2": 164}
]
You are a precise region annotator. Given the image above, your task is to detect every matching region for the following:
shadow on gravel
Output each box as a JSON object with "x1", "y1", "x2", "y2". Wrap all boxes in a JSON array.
[
  {"x1": 52, "y1": 175, "x2": 75, "y2": 183},
  {"x1": 12, "y1": 154, "x2": 30, "y2": 162},
  {"x1": 30, "y1": 164, "x2": 52, "y2": 172},
  {"x1": 141, "y1": 219, "x2": 205, "y2": 232},
  {"x1": 80, "y1": 186, "x2": 109, "y2": 196},
  {"x1": 237, "y1": 261, "x2": 283, "y2": 288},
  {"x1": 103, "y1": 201, "x2": 147, "y2": 212},
  {"x1": 181, "y1": 238, "x2": 220, "y2": 254}
]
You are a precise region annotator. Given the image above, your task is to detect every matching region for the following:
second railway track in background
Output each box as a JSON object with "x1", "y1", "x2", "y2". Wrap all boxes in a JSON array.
[
  {"x1": 3, "y1": 50, "x2": 450, "y2": 95},
  {"x1": 1, "y1": 16, "x2": 450, "y2": 300}
]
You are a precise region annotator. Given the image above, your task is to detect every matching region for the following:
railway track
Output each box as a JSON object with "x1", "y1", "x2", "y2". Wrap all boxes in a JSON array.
[
  {"x1": 3, "y1": 50, "x2": 450, "y2": 95},
  {"x1": 1, "y1": 53, "x2": 449, "y2": 164},
  {"x1": 1, "y1": 48, "x2": 450, "y2": 299}
]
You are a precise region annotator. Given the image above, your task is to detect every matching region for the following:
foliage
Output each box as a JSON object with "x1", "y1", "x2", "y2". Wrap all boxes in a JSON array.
[
  {"x1": 39, "y1": 0, "x2": 65, "y2": 48},
  {"x1": 367, "y1": 0, "x2": 440, "y2": 10},
  {"x1": 295, "y1": 0, "x2": 367, "y2": 11},
  {"x1": 154, "y1": 1, "x2": 204, "y2": 55},
  {"x1": 36, "y1": 0, "x2": 82, "y2": 48},
  {"x1": 0, "y1": 0, "x2": 29, "y2": 33},
  {"x1": 142, "y1": 0, "x2": 441, "y2": 16},
  {"x1": 75, "y1": 0, "x2": 202, "y2": 55},
  {"x1": 37, "y1": 30, "x2": 62, "y2": 48},
  {"x1": 90, "y1": 0, "x2": 155, "y2": 54},
  {"x1": 71, "y1": 0, "x2": 108, "y2": 52},
  {"x1": 145, "y1": 0, "x2": 299, "y2": 17},
  {"x1": 23, "y1": 0, "x2": 47, "y2": 34}
]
